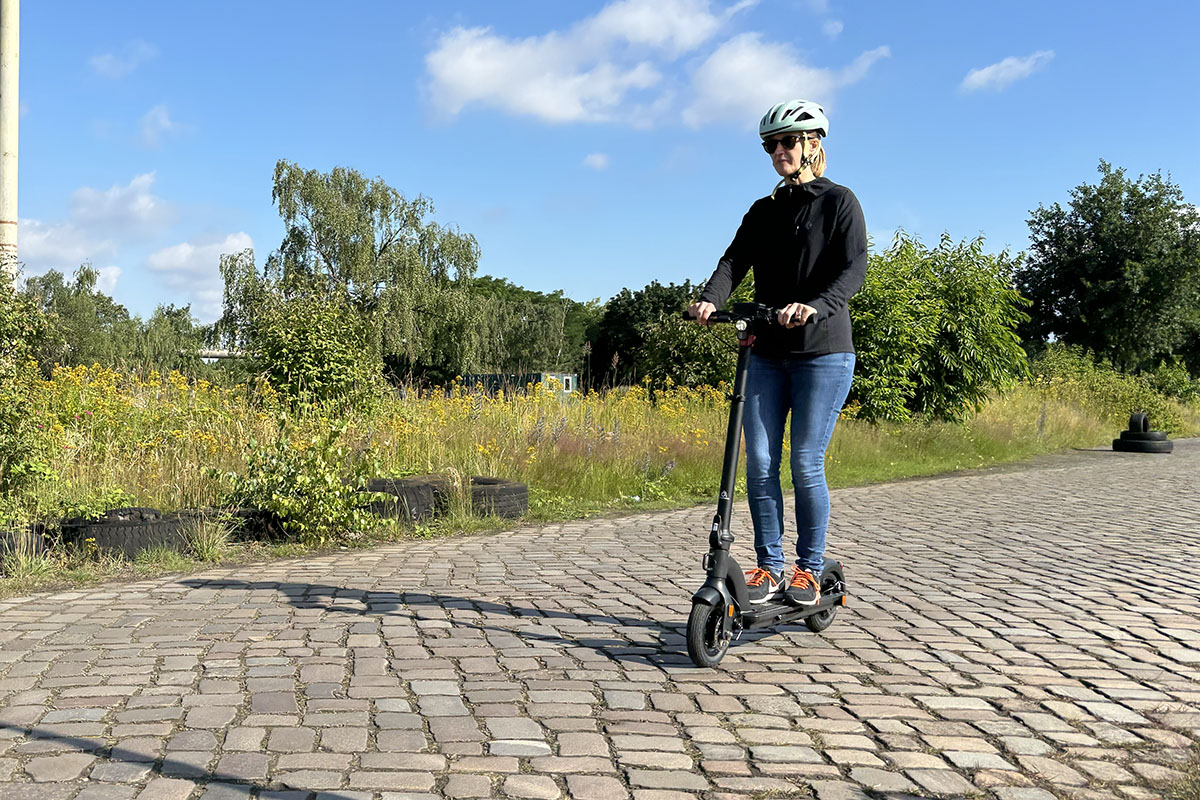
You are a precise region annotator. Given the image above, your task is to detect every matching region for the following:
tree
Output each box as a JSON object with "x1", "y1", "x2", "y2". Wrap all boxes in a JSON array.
[
  {"x1": 639, "y1": 274, "x2": 754, "y2": 388},
  {"x1": 1018, "y1": 161, "x2": 1200, "y2": 372},
  {"x1": 587, "y1": 280, "x2": 699, "y2": 387},
  {"x1": 849, "y1": 232, "x2": 1030, "y2": 422},
  {"x1": 467, "y1": 276, "x2": 602, "y2": 373},
  {"x1": 218, "y1": 161, "x2": 483, "y2": 392},
  {"x1": 23, "y1": 265, "x2": 140, "y2": 374},
  {"x1": 134, "y1": 305, "x2": 206, "y2": 375}
]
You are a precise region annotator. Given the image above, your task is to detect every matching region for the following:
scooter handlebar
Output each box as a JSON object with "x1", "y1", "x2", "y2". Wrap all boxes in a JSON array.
[{"x1": 681, "y1": 304, "x2": 815, "y2": 327}]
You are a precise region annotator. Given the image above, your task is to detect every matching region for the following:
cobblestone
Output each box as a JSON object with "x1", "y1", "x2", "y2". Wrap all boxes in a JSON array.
[{"x1": 0, "y1": 440, "x2": 1195, "y2": 799}]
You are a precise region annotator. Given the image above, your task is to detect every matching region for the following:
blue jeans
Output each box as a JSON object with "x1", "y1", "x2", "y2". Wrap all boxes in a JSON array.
[{"x1": 743, "y1": 351, "x2": 855, "y2": 575}]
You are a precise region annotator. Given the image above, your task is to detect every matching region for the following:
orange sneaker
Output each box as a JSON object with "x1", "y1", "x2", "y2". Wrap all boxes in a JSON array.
[
  {"x1": 745, "y1": 567, "x2": 783, "y2": 605},
  {"x1": 785, "y1": 567, "x2": 820, "y2": 606}
]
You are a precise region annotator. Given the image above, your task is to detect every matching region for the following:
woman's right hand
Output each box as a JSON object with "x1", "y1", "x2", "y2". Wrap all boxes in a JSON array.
[{"x1": 688, "y1": 301, "x2": 717, "y2": 325}]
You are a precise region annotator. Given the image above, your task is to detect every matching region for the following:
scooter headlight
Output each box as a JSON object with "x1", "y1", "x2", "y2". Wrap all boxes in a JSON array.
[{"x1": 735, "y1": 320, "x2": 748, "y2": 333}]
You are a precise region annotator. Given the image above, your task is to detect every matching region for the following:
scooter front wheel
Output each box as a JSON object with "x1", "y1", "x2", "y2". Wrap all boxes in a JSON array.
[{"x1": 686, "y1": 601, "x2": 731, "y2": 667}]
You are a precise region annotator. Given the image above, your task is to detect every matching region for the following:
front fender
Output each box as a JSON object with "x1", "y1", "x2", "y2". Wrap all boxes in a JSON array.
[{"x1": 691, "y1": 584, "x2": 727, "y2": 608}]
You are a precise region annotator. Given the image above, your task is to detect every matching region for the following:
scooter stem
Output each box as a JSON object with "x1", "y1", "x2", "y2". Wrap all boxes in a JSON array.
[{"x1": 713, "y1": 331, "x2": 755, "y2": 544}]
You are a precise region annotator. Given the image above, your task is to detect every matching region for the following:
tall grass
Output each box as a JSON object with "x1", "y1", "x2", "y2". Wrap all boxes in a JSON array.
[{"x1": 18, "y1": 360, "x2": 1200, "y2": 527}]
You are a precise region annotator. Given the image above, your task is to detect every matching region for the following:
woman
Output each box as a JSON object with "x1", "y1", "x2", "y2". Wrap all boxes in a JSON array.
[{"x1": 688, "y1": 99, "x2": 867, "y2": 607}]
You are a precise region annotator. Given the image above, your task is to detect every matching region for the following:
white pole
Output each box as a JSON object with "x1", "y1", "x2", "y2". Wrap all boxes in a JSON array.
[{"x1": 0, "y1": 0, "x2": 17, "y2": 281}]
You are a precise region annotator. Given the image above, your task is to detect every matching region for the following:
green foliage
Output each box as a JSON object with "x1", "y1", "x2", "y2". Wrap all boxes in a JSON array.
[
  {"x1": 641, "y1": 318, "x2": 737, "y2": 388},
  {"x1": 1146, "y1": 359, "x2": 1200, "y2": 404},
  {"x1": 639, "y1": 273, "x2": 755, "y2": 389},
  {"x1": 22, "y1": 266, "x2": 213, "y2": 377},
  {"x1": 136, "y1": 304, "x2": 207, "y2": 374},
  {"x1": 0, "y1": 269, "x2": 52, "y2": 514},
  {"x1": 219, "y1": 162, "x2": 484, "y2": 390},
  {"x1": 1019, "y1": 160, "x2": 1200, "y2": 372},
  {"x1": 1031, "y1": 343, "x2": 1184, "y2": 432},
  {"x1": 181, "y1": 514, "x2": 233, "y2": 563},
  {"x1": 588, "y1": 280, "x2": 700, "y2": 387},
  {"x1": 849, "y1": 232, "x2": 1030, "y2": 422},
  {"x1": 468, "y1": 275, "x2": 601, "y2": 373},
  {"x1": 55, "y1": 487, "x2": 136, "y2": 522},
  {"x1": 223, "y1": 414, "x2": 379, "y2": 546},
  {"x1": 24, "y1": 265, "x2": 140, "y2": 373},
  {"x1": 253, "y1": 279, "x2": 381, "y2": 404}
]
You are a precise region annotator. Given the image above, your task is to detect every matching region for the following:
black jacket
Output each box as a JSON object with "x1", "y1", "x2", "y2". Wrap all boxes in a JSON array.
[{"x1": 699, "y1": 177, "x2": 867, "y2": 357}]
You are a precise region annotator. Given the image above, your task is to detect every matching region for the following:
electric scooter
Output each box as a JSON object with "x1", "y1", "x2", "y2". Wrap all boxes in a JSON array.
[{"x1": 681, "y1": 302, "x2": 848, "y2": 668}]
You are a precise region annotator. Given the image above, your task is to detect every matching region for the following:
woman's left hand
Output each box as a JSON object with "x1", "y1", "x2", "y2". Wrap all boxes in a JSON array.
[{"x1": 778, "y1": 303, "x2": 818, "y2": 328}]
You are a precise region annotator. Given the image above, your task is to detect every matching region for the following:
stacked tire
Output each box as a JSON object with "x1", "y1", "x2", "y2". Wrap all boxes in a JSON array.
[
  {"x1": 1113, "y1": 412, "x2": 1173, "y2": 454},
  {"x1": 469, "y1": 477, "x2": 528, "y2": 519}
]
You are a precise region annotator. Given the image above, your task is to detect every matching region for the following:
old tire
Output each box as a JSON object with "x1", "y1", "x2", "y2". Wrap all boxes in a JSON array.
[
  {"x1": 365, "y1": 475, "x2": 452, "y2": 522},
  {"x1": 1119, "y1": 430, "x2": 1168, "y2": 442},
  {"x1": 686, "y1": 602, "x2": 730, "y2": 668},
  {"x1": 1113, "y1": 438, "x2": 1174, "y2": 454},
  {"x1": 0, "y1": 524, "x2": 50, "y2": 563},
  {"x1": 1128, "y1": 412, "x2": 1150, "y2": 433},
  {"x1": 469, "y1": 477, "x2": 528, "y2": 519},
  {"x1": 1118, "y1": 430, "x2": 1168, "y2": 442},
  {"x1": 60, "y1": 507, "x2": 185, "y2": 559}
]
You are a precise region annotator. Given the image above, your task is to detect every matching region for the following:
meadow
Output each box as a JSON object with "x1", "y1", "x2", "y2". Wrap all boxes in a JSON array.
[{"x1": 18, "y1": 356, "x2": 1200, "y2": 531}]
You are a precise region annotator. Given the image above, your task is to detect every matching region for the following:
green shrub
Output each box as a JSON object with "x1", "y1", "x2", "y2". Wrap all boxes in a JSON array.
[
  {"x1": 1146, "y1": 359, "x2": 1200, "y2": 404},
  {"x1": 222, "y1": 412, "x2": 380, "y2": 545},
  {"x1": 1031, "y1": 344, "x2": 1184, "y2": 432},
  {"x1": 255, "y1": 287, "x2": 381, "y2": 405},
  {"x1": 0, "y1": 271, "x2": 52, "y2": 524},
  {"x1": 849, "y1": 232, "x2": 1031, "y2": 423}
]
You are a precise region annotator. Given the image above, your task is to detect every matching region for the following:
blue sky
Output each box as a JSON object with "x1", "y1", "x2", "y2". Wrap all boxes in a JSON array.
[{"x1": 16, "y1": 0, "x2": 1200, "y2": 322}]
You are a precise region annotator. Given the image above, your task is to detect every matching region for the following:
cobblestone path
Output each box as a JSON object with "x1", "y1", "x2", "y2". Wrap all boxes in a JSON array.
[{"x1": 2, "y1": 440, "x2": 1199, "y2": 800}]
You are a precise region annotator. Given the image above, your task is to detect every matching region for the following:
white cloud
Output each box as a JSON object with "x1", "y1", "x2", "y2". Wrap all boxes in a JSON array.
[
  {"x1": 17, "y1": 218, "x2": 117, "y2": 274},
  {"x1": 70, "y1": 172, "x2": 174, "y2": 234},
  {"x1": 425, "y1": 0, "x2": 754, "y2": 124},
  {"x1": 96, "y1": 266, "x2": 121, "y2": 295},
  {"x1": 683, "y1": 34, "x2": 890, "y2": 128},
  {"x1": 147, "y1": 232, "x2": 253, "y2": 322},
  {"x1": 139, "y1": 104, "x2": 181, "y2": 147},
  {"x1": 822, "y1": 20, "x2": 844, "y2": 39},
  {"x1": 583, "y1": 153, "x2": 611, "y2": 170},
  {"x1": 90, "y1": 40, "x2": 158, "y2": 79},
  {"x1": 961, "y1": 50, "x2": 1054, "y2": 93}
]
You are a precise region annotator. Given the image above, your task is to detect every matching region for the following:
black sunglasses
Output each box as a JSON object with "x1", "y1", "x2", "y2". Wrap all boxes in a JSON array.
[{"x1": 761, "y1": 134, "x2": 816, "y2": 154}]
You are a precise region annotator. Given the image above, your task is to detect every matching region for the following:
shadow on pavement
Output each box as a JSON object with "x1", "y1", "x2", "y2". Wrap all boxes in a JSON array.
[
  {"x1": 175, "y1": 578, "x2": 796, "y2": 663},
  {"x1": 0, "y1": 720, "x2": 365, "y2": 798},
  {"x1": 177, "y1": 578, "x2": 694, "y2": 665}
]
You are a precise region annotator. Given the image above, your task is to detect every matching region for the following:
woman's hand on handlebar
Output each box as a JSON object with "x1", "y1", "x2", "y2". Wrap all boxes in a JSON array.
[
  {"x1": 778, "y1": 302, "x2": 818, "y2": 328},
  {"x1": 688, "y1": 301, "x2": 717, "y2": 325}
]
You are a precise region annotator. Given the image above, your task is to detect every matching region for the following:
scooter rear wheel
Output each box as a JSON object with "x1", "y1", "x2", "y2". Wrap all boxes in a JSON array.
[
  {"x1": 686, "y1": 602, "x2": 730, "y2": 667},
  {"x1": 804, "y1": 573, "x2": 842, "y2": 633}
]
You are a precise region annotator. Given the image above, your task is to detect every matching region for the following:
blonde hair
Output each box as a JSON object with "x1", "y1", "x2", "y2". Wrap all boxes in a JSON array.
[{"x1": 811, "y1": 141, "x2": 826, "y2": 178}]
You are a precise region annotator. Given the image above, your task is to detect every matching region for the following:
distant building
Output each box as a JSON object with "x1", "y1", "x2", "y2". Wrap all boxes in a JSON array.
[{"x1": 458, "y1": 372, "x2": 579, "y2": 398}]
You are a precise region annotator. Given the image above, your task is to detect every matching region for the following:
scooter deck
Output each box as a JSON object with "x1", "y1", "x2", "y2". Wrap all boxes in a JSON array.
[{"x1": 741, "y1": 589, "x2": 846, "y2": 629}]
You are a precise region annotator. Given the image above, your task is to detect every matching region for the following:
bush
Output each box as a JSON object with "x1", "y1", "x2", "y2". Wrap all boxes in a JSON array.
[
  {"x1": 222, "y1": 412, "x2": 381, "y2": 545},
  {"x1": 1, "y1": 271, "x2": 52, "y2": 524},
  {"x1": 1146, "y1": 359, "x2": 1200, "y2": 404},
  {"x1": 255, "y1": 286, "x2": 382, "y2": 405},
  {"x1": 1031, "y1": 344, "x2": 1185, "y2": 432},
  {"x1": 849, "y1": 233, "x2": 1030, "y2": 422}
]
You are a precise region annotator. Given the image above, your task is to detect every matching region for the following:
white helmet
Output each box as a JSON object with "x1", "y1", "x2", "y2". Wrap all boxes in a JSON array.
[{"x1": 759, "y1": 99, "x2": 828, "y2": 139}]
